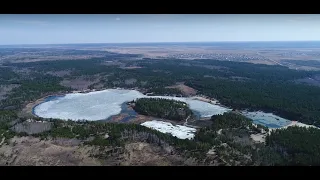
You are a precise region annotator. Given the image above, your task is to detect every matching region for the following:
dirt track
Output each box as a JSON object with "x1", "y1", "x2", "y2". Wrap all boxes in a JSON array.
[{"x1": 166, "y1": 83, "x2": 197, "y2": 96}]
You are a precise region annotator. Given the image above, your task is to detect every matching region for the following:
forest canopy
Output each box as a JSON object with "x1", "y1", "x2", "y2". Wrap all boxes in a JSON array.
[{"x1": 133, "y1": 98, "x2": 193, "y2": 121}]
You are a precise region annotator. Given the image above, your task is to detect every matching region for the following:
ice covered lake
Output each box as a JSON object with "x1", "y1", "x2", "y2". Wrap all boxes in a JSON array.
[
  {"x1": 33, "y1": 89, "x2": 231, "y2": 121},
  {"x1": 241, "y1": 111, "x2": 292, "y2": 128},
  {"x1": 33, "y1": 89, "x2": 294, "y2": 129}
]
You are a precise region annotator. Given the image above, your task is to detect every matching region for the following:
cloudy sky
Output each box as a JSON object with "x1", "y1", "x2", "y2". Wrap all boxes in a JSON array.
[{"x1": 0, "y1": 14, "x2": 320, "y2": 44}]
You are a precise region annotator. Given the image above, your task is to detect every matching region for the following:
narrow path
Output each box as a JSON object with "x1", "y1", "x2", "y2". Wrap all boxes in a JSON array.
[
  {"x1": 0, "y1": 133, "x2": 5, "y2": 146},
  {"x1": 184, "y1": 115, "x2": 190, "y2": 126}
]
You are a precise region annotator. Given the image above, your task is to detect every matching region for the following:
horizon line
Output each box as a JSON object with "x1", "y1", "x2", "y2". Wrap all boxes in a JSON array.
[{"x1": 2, "y1": 40, "x2": 320, "y2": 46}]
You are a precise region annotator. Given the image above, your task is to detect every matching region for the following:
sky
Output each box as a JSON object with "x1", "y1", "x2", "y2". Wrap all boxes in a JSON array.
[{"x1": 1, "y1": 14, "x2": 320, "y2": 45}]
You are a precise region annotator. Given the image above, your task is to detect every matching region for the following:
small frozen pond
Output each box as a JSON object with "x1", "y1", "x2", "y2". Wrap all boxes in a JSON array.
[
  {"x1": 33, "y1": 89, "x2": 230, "y2": 121},
  {"x1": 241, "y1": 111, "x2": 292, "y2": 128}
]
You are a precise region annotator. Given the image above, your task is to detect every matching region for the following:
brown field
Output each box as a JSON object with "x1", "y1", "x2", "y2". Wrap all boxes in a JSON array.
[
  {"x1": 0, "y1": 136, "x2": 100, "y2": 166},
  {"x1": 120, "y1": 66, "x2": 143, "y2": 69},
  {"x1": 3, "y1": 44, "x2": 320, "y2": 70},
  {"x1": 166, "y1": 83, "x2": 197, "y2": 96},
  {"x1": 60, "y1": 77, "x2": 100, "y2": 90},
  {"x1": 46, "y1": 70, "x2": 72, "y2": 77},
  {"x1": 104, "y1": 47, "x2": 261, "y2": 58},
  {"x1": 0, "y1": 136, "x2": 188, "y2": 166},
  {"x1": 7, "y1": 55, "x2": 106, "y2": 63}
]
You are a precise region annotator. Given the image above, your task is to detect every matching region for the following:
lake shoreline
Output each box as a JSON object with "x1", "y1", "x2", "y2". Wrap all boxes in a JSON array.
[
  {"x1": 30, "y1": 88, "x2": 229, "y2": 120},
  {"x1": 25, "y1": 88, "x2": 313, "y2": 130}
]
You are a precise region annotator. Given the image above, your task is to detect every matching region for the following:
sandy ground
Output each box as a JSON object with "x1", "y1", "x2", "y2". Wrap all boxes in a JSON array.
[
  {"x1": 0, "y1": 136, "x2": 101, "y2": 166},
  {"x1": 23, "y1": 98, "x2": 45, "y2": 115},
  {"x1": 191, "y1": 96, "x2": 218, "y2": 104},
  {"x1": 250, "y1": 134, "x2": 266, "y2": 143},
  {"x1": 279, "y1": 121, "x2": 320, "y2": 130},
  {"x1": 166, "y1": 83, "x2": 197, "y2": 96},
  {"x1": 116, "y1": 142, "x2": 185, "y2": 166},
  {"x1": 120, "y1": 66, "x2": 143, "y2": 69},
  {"x1": 20, "y1": 93, "x2": 65, "y2": 117},
  {"x1": 250, "y1": 120, "x2": 320, "y2": 142},
  {"x1": 46, "y1": 70, "x2": 72, "y2": 77},
  {"x1": 0, "y1": 136, "x2": 189, "y2": 166}
]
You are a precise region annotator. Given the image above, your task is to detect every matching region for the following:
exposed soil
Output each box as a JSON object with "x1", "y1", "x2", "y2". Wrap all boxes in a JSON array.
[
  {"x1": 11, "y1": 121, "x2": 53, "y2": 135},
  {"x1": 92, "y1": 83, "x2": 104, "y2": 89},
  {"x1": 124, "y1": 78, "x2": 137, "y2": 85},
  {"x1": 120, "y1": 66, "x2": 143, "y2": 69},
  {"x1": 46, "y1": 70, "x2": 72, "y2": 77},
  {"x1": 60, "y1": 77, "x2": 100, "y2": 90},
  {"x1": 166, "y1": 83, "x2": 197, "y2": 96},
  {"x1": 0, "y1": 136, "x2": 190, "y2": 166},
  {"x1": 0, "y1": 136, "x2": 101, "y2": 166},
  {"x1": 21, "y1": 96, "x2": 49, "y2": 117},
  {"x1": 103, "y1": 142, "x2": 187, "y2": 166}
]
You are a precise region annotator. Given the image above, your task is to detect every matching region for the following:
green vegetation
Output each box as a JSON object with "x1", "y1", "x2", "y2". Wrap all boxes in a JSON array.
[
  {"x1": 133, "y1": 98, "x2": 193, "y2": 121},
  {"x1": 1, "y1": 108, "x2": 320, "y2": 165},
  {"x1": 266, "y1": 126, "x2": 320, "y2": 165},
  {"x1": 210, "y1": 112, "x2": 255, "y2": 130},
  {"x1": 146, "y1": 87, "x2": 182, "y2": 96},
  {"x1": 1, "y1": 49, "x2": 320, "y2": 165},
  {"x1": 0, "y1": 67, "x2": 19, "y2": 82},
  {"x1": 32, "y1": 113, "x2": 268, "y2": 165},
  {"x1": 0, "y1": 73, "x2": 69, "y2": 110},
  {"x1": 186, "y1": 77, "x2": 320, "y2": 126},
  {"x1": 0, "y1": 110, "x2": 20, "y2": 145}
]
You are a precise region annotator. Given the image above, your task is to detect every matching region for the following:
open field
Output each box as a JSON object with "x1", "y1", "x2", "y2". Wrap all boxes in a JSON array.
[
  {"x1": 0, "y1": 136, "x2": 187, "y2": 166},
  {"x1": 101, "y1": 45, "x2": 320, "y2": 70},
  {"x1": 60, "y1": 76, "x2": 101, "y2": 90},
  {"x1": 166, "y1": 83, "x2": 197, "y2": 96},
  {"x1": 2, "y1": 43, "x2": 320, "y2": 70}
]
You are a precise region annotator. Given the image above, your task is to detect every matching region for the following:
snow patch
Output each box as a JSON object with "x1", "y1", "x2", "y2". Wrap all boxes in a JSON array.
[
  {"x1": 250, "y1": 134, "x2": 266, "y2": 143},
  {"x1": 141, "y1": 120, "x2": 196, "y2": 140}
]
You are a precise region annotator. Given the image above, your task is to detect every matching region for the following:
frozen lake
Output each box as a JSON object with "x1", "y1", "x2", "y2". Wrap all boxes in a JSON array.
[
  {"x1": 33, "y1": 89, "x2": 231, "y2": 121},
  {"x1": 33, "y1": 89, "x2": 294, "y2": 129},
  {"x1": 241, "y1": 111, "x2": 292, "y2": 128}
]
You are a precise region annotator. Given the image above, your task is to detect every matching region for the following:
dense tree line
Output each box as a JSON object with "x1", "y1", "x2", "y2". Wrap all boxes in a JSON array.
[
  {"x1": 1, "y1": 54, "x2": 320, "y2": 165},
  {"x1": 281, "y1": 60, "x2": 320, "y2": 69},
  {"x1": 185, "y1": 78, "x2": 320, "y2": 126},
  {"x1": 2, "y1": 109, "x2": 320, "y2": 165},
  {"x1": 133, "y1": 98, "x2": 193, "y2": 121},
  {"x1": 0, "y1": 73, "x2": 70, "y2": 109},
  {"x1": 0, "y1": 67, "x2": 19, "y2": 81},
  {"x1": 35, "y1": 112, "x2": 275, "y2": 165},
  {"x1": 145, "y1": 87, "x2": 183, "y2": 96},
  {"x1": 3, "y1": 57, "x2": 320, "y2": 126},
  {"x1": 130, "y1": 59, "x2": 320, "y2": 126},
  {"x1": 2, "y1": 57, "x2": 320, "y2": 126},
  {"x1": 266, "y1": 126, "x2": 320, "y2": 165}
]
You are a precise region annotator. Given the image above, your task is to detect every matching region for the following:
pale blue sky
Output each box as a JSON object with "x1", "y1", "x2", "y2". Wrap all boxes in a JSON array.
[{"x1": 1, "y1": 14, "x2": 320, "y2": 45}]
